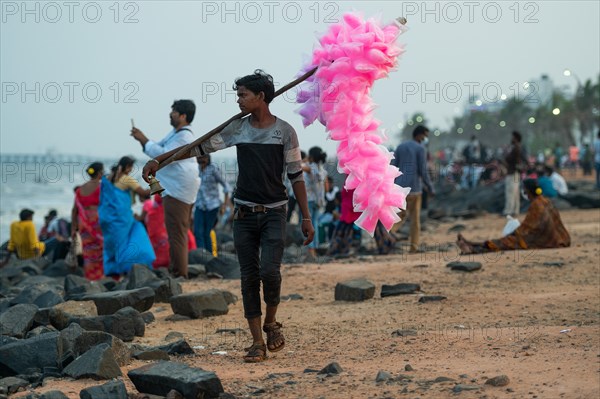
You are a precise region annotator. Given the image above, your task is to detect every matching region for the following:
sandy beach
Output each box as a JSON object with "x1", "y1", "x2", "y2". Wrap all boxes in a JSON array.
[{"x1": 7, "y1": 205, "x2": 597, "y2": 399}]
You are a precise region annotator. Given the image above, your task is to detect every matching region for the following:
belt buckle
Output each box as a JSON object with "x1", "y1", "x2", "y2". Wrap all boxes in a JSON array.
[{"x1": 252, "y1": 205, "x2": 266, "y2": 213}]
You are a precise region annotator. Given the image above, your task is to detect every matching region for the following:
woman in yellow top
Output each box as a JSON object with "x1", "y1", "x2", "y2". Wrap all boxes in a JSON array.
[{"x1": 1, "y1": 209, "x2": 45, "y2": 266}]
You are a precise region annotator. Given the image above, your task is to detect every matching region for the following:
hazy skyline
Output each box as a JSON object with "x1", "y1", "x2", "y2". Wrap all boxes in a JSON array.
[{"x1": 1, "y1": 1, "x2": 599, "y2": 160}]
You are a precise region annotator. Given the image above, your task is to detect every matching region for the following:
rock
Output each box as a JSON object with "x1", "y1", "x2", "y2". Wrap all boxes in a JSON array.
[
  {"x1": 132, "y1": 349, "x2": 170, "y2": 361},
  {"x1": 418, "y1": 295, "x2": 447, "y2": 303},
  {"x1": 165, "y1": 331, "x2": 184, "y2": 341},
  {"x1": 43, "y1": 260, "x2": 81, "y2": 278},
  {"x1": 152, "y1": 278, "x2": 183, "y2": 303},
  {"x1": 219, "y1": 241, "x2": 235, "y2": 253},
  {"x1": 9, "y1": 284, "x2": 63, "y2": 308},
  {"x1": 485, "y1": 375, "x2": 510, "y2": 387},
  {"x1": 447, "y1": 261, "x2": 482, "y2": 272},
  {"x1": 433, "y1": 376, "x2": 455, "y2": 383},
  {"x1": 543, "y1": 261, "x2": 564, "y2": 267},
  {"x1": 380, "y1": 283, "x2": 420, "y2": 297},
  {"x1": 68, "y1": 306, "x2": 145, "y2": 342},
  {"x1": 218, "y1": 290, "x2": 238, "y2": 305},
  {"x1": 57, "y1": 324, "x2": 131, "y2": 367},
  {"x1": 33, "y1": 307, "x2": 52, "y2": 327},
  {"x1": 49, "y1": 300, "x2": 98, "y2": 330},
  {"x1": 0, "y1": 336, "x2": 18, "y2": 347},
  {"x1": 62, "y1": 343, "x2": 122, "y2": 380},
  {"x1": 0, "y1": 376, "x2": 28, "y2": 394},
  {"x1": 0, "y1": 332, "x2": 60, "y2": 377},
  {"x1": 155, "y1": 339, "x2": 195, "y2": 355},
  {"x1": 64, "y1": 275, "x2": 106, "y2": 299},
  {"x1": 375, "y1": 370, "x2": 392, "y2": 382},
  {"x1": 141, "y1": 311, "x2": 155, "y2": 324},
  {"x1": 79, "y1": 380, "x2": 128, "y2": 399},
  {"x1": 318, "y1": 362, "x2": 343, "y2": 375},
  {"x1": 25, "y1": 390, "x2": 69, "y2": 399},
  {"x1": 125, "y1": 266, "x2": 181, "y2": 303},
  {"x1": 452, "y1": 384, "x2": 480, "y2": 392},
  {"x1": 562, "y1": 191, "x2": 600, "y2": 209},
  {"x1": 170, "y1": 289, "x2": 229, "y2": 319},
  {"x1": 0, "y1": 303, "x2": 38, "y2": 338},
  {"x1": 391, "y1": 329, "x2": 417, "y2": 337},
  {"x1": 126, "y1": 264, "x2": 159, "y2": 289},
  {"x1": 25, "y1": 325, "x2": 57, "y2": 339},
  {"x1": 280, "y1": 293, "x2": 303, "y2": 301},
  {"x1": 447, "y1": 224, "x2": 466, "y2": 233},
  {"x1": 188, "y1": 248, "x2": 214, "y2": 265},
  {"x1": 187, "y1": 264, "x2": 206, "y2": 279},
  {"x1": 334, "y1": 279, "x2": 375, "y2": 302},
  {"x1": 166, "y1": 390, "x2": 184, "y2": 399},
  {"x1": 81, "y1": 287, "x2": 155, "y2": 315},
  {"x1": 205, "y1": 255, "x2": 240, "y2": 280},
  {"x1": 128, "y1": 361, "x2": 224, "y2": 398},
  {"x1": 285, "y1": 225, "x2": 305, "y2": 247},
  {"x1": 405, "y1": 364, "x2": 414, "y2": 371}
]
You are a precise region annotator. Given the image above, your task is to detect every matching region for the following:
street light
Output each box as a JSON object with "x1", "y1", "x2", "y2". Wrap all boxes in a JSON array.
[{"x1": 552, "y1": 108, "x2": 560, "y2": 115}]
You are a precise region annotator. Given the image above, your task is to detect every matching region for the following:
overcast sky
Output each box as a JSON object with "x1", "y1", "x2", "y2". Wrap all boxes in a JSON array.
[{"x1": 1, "y1": 0, "x2": 599, "y2": 159}]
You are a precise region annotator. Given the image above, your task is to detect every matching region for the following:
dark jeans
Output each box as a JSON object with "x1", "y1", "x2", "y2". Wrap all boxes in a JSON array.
[
  {"x1": 233, "y1": 206, "x2": 286, "y2": 319},
  {"x1": 194, "y1": 207, "x2": 219, "y2": 252}
]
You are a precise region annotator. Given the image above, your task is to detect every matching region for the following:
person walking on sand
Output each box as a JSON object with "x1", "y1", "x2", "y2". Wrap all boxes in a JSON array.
[
  {"x1": 141, "y1": 70, "x2": 314, "y2": 363},
  {"x1": 389, "y1": 125, "x2": 435, "y2": 253},
  {"x1": 131, "y1": 100, "x2": 201, "y2": 278},
  {"x1": 502, "y1": 131, "x2": 527, "y2": 217}
]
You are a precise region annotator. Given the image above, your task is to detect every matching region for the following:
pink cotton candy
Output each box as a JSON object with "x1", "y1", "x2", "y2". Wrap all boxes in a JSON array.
[{"x1": 295, "y1": 12, "x2": 409, "y2": 236}]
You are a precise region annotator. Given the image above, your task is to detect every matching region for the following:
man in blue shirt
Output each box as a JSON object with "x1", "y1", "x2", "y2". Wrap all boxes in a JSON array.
[
  {"x1": 193, "y1": 154, "x2": 232, "y2": 252},
  {"x1": 390, "y1": 125, "x2": 435, "y2": 253}
]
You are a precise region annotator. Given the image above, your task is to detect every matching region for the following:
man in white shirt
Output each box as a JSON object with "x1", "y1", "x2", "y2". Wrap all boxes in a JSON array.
[
  {"x1": 545, "y1": 166, "x2": 568, "y2": 196},
  {"x1": 130, "y1": 100, "x2": 200, "y2": 278}
]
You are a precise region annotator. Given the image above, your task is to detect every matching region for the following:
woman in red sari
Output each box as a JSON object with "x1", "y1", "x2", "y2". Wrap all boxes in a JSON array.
[
  {"x1": 71, "y1": 162, "x2": 104, "y2": 280},
  {"x1": 457, "y1": 178, "x2": 570, "y2": 254}
]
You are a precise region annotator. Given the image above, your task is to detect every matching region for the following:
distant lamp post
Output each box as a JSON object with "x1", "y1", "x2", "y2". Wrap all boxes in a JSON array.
[
  {"x1": 457, "y1": 128, "x2": 464, "y2": 134},
  {"x1": 474, "y1": 123, "x2": 482, "y2": 130},
  {"x1": 528, "y1": 117, "x2": 536, "y2": 124},
  {"x1": 552, "y1": 108, "x2": 561, "y2": 115},
  {"x1": 499, "y1": 121, "x2": 506, "y2": 127},
  {"x1": 563, "y1": 68, "x2": 582, "y2": 87}
]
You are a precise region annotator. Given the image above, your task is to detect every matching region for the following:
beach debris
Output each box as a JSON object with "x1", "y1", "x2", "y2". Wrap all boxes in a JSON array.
[
  {"x1": 318, "y1": 362, "x2": 343, "y2": 376},
  {"x1": 375, "y1": 370, "x2": 392, "y2": 382},
  {"x1": 170, "y1": 289, "x2": 230, "y2": 319},
  {"x1": 63, "y1": 343, "x2": 122, "y2": 380},
  {"x1": 79, "y1": 380, "x2": 128, "y2": 399}
]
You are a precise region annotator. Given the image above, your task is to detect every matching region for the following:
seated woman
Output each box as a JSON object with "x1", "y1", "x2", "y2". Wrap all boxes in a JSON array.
[
  {"x1": 99, "y1": 156, "x2": 155, "y2": 277},
  {"x1": 327, "y1": 185, "x2": 396, "y2": 256},
  {"x1": 457, "y1": 179, "x2": 570, "y2": 254}
]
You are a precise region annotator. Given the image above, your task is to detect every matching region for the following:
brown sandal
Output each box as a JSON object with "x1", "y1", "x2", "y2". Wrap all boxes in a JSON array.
[
  {"x1": 263, "y1": 321, "x2": 285, "y2": 352},
  {"x1": 243, "y1": 342, "x2": 267, "y2": 363}
]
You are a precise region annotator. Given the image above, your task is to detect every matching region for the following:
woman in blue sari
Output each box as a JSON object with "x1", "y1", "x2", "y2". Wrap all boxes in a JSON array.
[{"x1": 99, "y1": 156, "x2": 155, "y2": 277}]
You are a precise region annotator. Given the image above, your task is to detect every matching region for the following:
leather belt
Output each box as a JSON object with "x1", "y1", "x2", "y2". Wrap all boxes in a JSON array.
[{"x1": 237, "y1": 204, "x2": 286, "y2": 213}]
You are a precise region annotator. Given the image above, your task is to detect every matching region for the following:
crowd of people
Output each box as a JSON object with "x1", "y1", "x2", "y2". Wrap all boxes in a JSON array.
[{"x1": 2, "y1": 69, "x2": 595, "y2": 364}]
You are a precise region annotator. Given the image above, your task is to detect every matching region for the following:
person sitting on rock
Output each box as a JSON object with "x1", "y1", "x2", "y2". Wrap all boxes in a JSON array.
[
  {"x1": 457, "y1": 178, "x2": 570, "y2": 254},
  {"x1": 1, "y1": 209, "x2": 53, "y2": 266}
]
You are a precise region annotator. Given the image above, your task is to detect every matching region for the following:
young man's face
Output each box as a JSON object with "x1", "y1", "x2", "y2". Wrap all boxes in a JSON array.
[
  {"x1": 237, "y1": 86, "x2": 262, "y2": 113},
  {"x1": 169, "y1": 108, "x2": 186, "y2": 128}
]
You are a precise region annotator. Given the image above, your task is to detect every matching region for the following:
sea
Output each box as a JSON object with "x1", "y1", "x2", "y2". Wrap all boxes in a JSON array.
[{"x1": 0, "y1": 154, "x2": 238, "y2": 244}]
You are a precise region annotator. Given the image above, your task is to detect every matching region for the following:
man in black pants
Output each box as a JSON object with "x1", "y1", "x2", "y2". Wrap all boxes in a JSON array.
[{"x1": 142, "y1": 70, "x2": 314, "y2": 363}]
